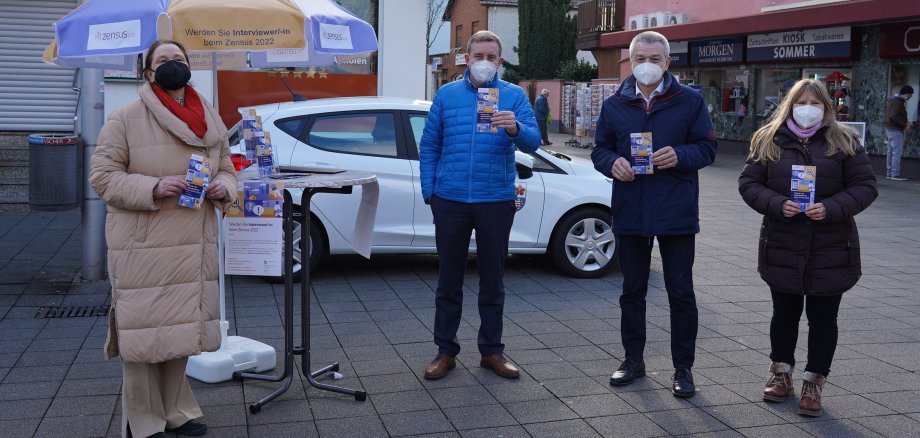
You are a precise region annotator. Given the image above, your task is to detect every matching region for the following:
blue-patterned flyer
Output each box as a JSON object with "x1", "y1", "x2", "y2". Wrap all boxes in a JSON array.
[
  {"x1": 791, "y1": 165, "x2": 816, "y2": 211},
  {"x1": 178, "y1": 154, "x2": 212, "y2": 209},
  {"x1": 256, "y1": 131, "x2": 275, "y2": 178},
  {"x1": 242, "y1": 109, "x2": 262, "y2": 161},
  {"x1": 477, "y1": 87, "x2": 499, "y2": 133},
  {"x1": 241, "y1": 181, "x2": 284, "y2": 218},
  {"x1": 630, "y1": 132, "x2": 654, "y2": 174}
]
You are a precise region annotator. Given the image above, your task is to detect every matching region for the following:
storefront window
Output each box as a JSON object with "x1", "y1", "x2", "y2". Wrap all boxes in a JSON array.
[
  {"x1": 890, "y1": 65, "x2": 920, "y2": 124},
  {"x1": 699, "y1": 70, "x2": 722, "y2": 116},
  {"x1": 803, "y1": 68, "x2": 852, "y2": 121},
  {"x1": 670, "y1": 70, "x2": 695, "y2": 85},
  {"x1": 756, "y1": 69, "x2": 800, "y2": 118},
  {"x1": 722, "y1": 69, "x2": 752, "y2": 118}
]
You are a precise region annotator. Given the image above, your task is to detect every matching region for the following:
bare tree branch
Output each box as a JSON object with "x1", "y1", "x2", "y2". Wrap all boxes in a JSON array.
[{"x1": 426, "y1": 0, "x2": 449, "y2": 56}]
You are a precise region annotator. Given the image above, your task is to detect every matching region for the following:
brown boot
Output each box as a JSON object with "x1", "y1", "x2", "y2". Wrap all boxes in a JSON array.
[
  {"x1": 480, "y1": 354, "x2": 520, "y2": 379},
  {"x1": 798, "y1": 371, "x2": 826, "y2": 417},
  {"x1": 423, "y1": 353, "x2": 456, "y2": 380},
  {"x1": 762, "y1": 362, "x2": 794, "y2": 402}
]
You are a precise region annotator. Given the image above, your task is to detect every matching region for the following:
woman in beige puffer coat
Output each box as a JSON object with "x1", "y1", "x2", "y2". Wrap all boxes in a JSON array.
[{"x1": 89, "y1": 40, "x2": 237, "y2": 438}]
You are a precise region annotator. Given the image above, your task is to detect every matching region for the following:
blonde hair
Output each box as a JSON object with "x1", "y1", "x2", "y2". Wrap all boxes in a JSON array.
[
  {"x1": 748, "y1": 79, "x2": 858, "y2": 164},
  {"x1": 467, "y1": 30, "x2": 502, "y2": 55}
]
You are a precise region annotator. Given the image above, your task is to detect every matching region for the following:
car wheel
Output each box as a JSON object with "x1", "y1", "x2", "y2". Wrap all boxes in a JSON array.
[
  {"x1": 267, "y1": 211, "x2": 326, "y2": 283},
  {"x1": 549, "y1": 207, "x2": 617, "y2": 278}
]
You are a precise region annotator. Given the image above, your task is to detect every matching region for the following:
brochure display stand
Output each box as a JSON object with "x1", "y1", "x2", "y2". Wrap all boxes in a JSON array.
[
  {"x1": 185, "y1": 216, "x2": 277, "y2": 383},
  {"x1": 232, "y1": 170, "x2": 378, "y2": 413}
]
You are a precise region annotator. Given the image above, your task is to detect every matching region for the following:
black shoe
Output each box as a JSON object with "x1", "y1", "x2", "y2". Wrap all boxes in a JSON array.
[
  {"x1": 166, "y1": 420, "x2": 207, "y2": 436},
  {"x1": 672, "y1": 368, "x2": 696, "y2": 398},
  {"x1": 545, "y1": 141, "x2": 553, "y2": 145},
  {"x1": 610, "y1": 359, "x2": 645, "y2": 386}
]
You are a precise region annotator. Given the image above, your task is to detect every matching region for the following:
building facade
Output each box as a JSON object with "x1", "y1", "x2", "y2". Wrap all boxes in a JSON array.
[
  {"x1": 0, "y1": 0, "x2": 427, "y2": 211},
  {"x1": 440, "y1": 0, "x2": 523, "y2": 83},
  {"x1": 577, "y1": 0, "x2": 920, "y2": 177}
]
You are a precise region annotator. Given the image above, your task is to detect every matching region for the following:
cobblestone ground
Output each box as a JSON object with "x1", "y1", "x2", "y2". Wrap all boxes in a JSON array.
[{"x1": 1, "y1": 150, "x2": 918, "y2": 437}]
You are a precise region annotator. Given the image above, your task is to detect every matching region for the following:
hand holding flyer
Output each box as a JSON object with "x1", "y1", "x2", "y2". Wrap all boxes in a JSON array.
[
  {"x1": 178, "y1": 154, "x2": 212, "y2": 209},
  {"x1": 790, "y1": 165, "x2": 816, "y2": 211},
  {"x1": 630, "y1": 132, "x2": 654, "y2": 174},
  {"x1": 477, "y1": 88, "x2": 499, "y2": 133}
]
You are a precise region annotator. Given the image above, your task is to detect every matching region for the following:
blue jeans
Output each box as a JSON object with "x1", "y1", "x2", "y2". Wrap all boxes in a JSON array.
[
  {"x1": 617, "y1": 234, "x2": 698, "y2": 369},
  {"x1": 886, "y1": 128, "x2": 905, "y2": 177},
  {"x1": 430, "y1": 195, "x2": 516, "y2": 356}
]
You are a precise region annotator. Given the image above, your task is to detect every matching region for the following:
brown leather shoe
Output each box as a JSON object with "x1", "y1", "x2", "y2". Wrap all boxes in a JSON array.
[
  {"x1": 763, "y1": 362, "x2": 794, "y2": 402},
  {"x1": 798, "y1": 371, "x2": 826, "y2": 417},
  {"x1": 423, "y1": 353, "x2": 455, "y2": 380},
  {"x1": 480, "y1": 354, "x2": 520, "y2": 379}
]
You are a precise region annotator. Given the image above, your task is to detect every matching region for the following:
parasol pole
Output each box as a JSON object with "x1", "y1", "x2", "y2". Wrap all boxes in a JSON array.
[{"x1": 211, "y1": 52, "x2": 218, "y2": 108}]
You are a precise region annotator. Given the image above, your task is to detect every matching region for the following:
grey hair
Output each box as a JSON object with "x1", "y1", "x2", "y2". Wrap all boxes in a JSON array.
[
  {"x1": 467, "y1": 30, "x2": 503, "y2": 56},
  {"x1": 629, "y1": 31, "x2": 670, "y2": 57}
]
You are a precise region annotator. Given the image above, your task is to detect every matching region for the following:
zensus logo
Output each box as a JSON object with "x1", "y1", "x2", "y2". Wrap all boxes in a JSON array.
[
  {"x1": 87, "y1": 19, "x2": 142, "y2": 51},
  {"x1": 318, "y1": 23, "x2": 353, "y2": 50},
  {"x1": 95, "y1": 30, "x2": 136, "y2": 41}
]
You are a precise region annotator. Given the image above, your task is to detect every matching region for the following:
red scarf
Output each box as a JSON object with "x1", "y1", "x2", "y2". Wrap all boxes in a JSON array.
[{"x1": 151, "y1": 83, "x2": 208, "y2": 138}]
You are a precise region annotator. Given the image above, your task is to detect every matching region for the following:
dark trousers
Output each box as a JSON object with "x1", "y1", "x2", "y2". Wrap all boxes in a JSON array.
[
  {"x1": 537, "y1": 119, "x2": 550, "y2": 144},
  {"x1": 617, "y1": 234, "x2": 698, "y2": 369},
  {"x1": 430, "y1": 195, "x2": 515, "y2": 356},
  {"x1": 769, "y1": 289, "x2": 842, "y2": 376}
]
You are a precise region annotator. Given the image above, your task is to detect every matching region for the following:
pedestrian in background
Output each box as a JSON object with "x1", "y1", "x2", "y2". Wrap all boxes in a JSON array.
[
  {"x1": 535, "y1": 88, "x2": 552, "y2": 145},
  {"x1": 419, "y1": 30, "x2": 541, "y2": 381},
  {"x1": 739, "y1": 78, "x2": 877, "y2": 417},
  {"x1": 884, "y1": 85, "x2": 913, "y2": 180},
  {"x1": 90, "y1": 40, "x2": 237, "y2": 438},
  {"x1": 591, "y1": 30, "x2": 717, "y2": 399}
]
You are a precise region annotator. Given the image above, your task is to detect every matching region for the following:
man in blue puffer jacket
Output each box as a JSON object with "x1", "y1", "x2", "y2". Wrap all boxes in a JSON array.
[
  {"x1": 419, "y1": 30, "x2": 540, "y2": 381},
  {"x1": 591, "y1": 31, "x2": 717, "y2": 399}
]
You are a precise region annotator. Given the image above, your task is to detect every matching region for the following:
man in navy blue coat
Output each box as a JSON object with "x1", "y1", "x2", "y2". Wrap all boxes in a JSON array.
[{"x1": 591, "y1": 31, "x2": 717, "y2": 398}]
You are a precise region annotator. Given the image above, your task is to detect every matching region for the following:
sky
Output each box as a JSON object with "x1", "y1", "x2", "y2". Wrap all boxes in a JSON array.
[{"x1": 428, "y1": 1, "x2": 450, "y2": 55}]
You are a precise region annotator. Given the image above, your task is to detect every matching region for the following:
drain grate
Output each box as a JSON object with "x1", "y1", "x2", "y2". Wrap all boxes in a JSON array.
[{"x1": 35, "y1": 305, "x2": 110, "y2": 319}]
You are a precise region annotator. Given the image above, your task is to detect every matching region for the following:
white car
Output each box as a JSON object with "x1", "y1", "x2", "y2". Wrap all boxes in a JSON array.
[{"x1": 228, "y1": 97, "x2": 616, "y2": 278}]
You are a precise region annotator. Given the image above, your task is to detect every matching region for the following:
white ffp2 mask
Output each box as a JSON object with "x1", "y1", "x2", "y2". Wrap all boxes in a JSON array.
[
  {"x1": 792, "y1": 105, "x2": 824, "y2": 128},
  {"x1": 633, "y1": 62, "x2": 664, "y2": 86},
  {"x1": 470, "y1": 60, "x2": 497, "y2": 83}
]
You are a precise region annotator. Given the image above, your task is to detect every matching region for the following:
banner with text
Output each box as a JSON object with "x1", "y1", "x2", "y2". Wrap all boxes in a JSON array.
[
  {"x1": 690, "y1": 37, "x2": 744, "y2": 65},
  {"x1": 747, "y1": 26, "x2": 851, "y2": 62}
]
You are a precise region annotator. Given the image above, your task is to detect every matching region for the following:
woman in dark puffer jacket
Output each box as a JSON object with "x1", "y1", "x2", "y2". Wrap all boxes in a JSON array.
[{"x1": 739, "y1": 79, "x2": 877, "y2": 417}]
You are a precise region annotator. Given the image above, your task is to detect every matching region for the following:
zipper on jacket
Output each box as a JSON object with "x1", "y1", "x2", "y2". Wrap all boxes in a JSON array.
[
  {"x1": 800, "y1": 139, "x2": 814, "y2": 295},
  {"x1": 800, "y1": 142, "x2": 814, "y2": 165},
  {"x1": 469, "y1": 97, "x2": 476, "y2": 202}
]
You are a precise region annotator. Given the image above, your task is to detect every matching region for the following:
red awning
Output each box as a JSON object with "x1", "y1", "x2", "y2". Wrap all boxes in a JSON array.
[{"x1": 599, "y1": 0, "x2": 920, "y2": 49}]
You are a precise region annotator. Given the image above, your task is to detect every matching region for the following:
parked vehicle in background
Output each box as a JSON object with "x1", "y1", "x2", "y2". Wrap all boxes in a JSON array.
[{"x1": 229, "y1": 97, "x2": 617, "y2": 278}]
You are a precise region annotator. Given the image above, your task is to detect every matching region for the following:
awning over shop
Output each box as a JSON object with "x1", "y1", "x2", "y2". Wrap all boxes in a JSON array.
[{"x1": 599, "y1": 0, "x2": 920, "y2": 49}]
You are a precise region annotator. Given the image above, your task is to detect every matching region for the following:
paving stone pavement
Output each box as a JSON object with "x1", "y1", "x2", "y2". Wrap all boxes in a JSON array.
[{"x1": 1, "y1": 153, "x2": 919, "y2": 437}]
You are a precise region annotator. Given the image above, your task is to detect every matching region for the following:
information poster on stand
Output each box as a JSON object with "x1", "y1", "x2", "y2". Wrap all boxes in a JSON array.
[{"x1": 224, "y1": 217, "x2": 283, "y2": 277}]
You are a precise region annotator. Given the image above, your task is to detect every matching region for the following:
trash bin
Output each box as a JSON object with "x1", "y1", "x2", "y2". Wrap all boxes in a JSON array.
[{"x1": 28, "y1": 133, "x2": 81, "y2": 211}]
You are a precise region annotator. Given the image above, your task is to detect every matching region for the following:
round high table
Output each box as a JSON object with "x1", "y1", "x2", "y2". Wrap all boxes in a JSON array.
[{"x1": 233, "y1": 170, "x2": 378, "y2": 413}]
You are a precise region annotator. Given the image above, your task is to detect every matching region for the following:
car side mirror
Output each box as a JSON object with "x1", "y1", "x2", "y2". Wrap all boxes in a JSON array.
[{"x1": 515, "y1": 151, "x2": 534, "y2": 180}]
